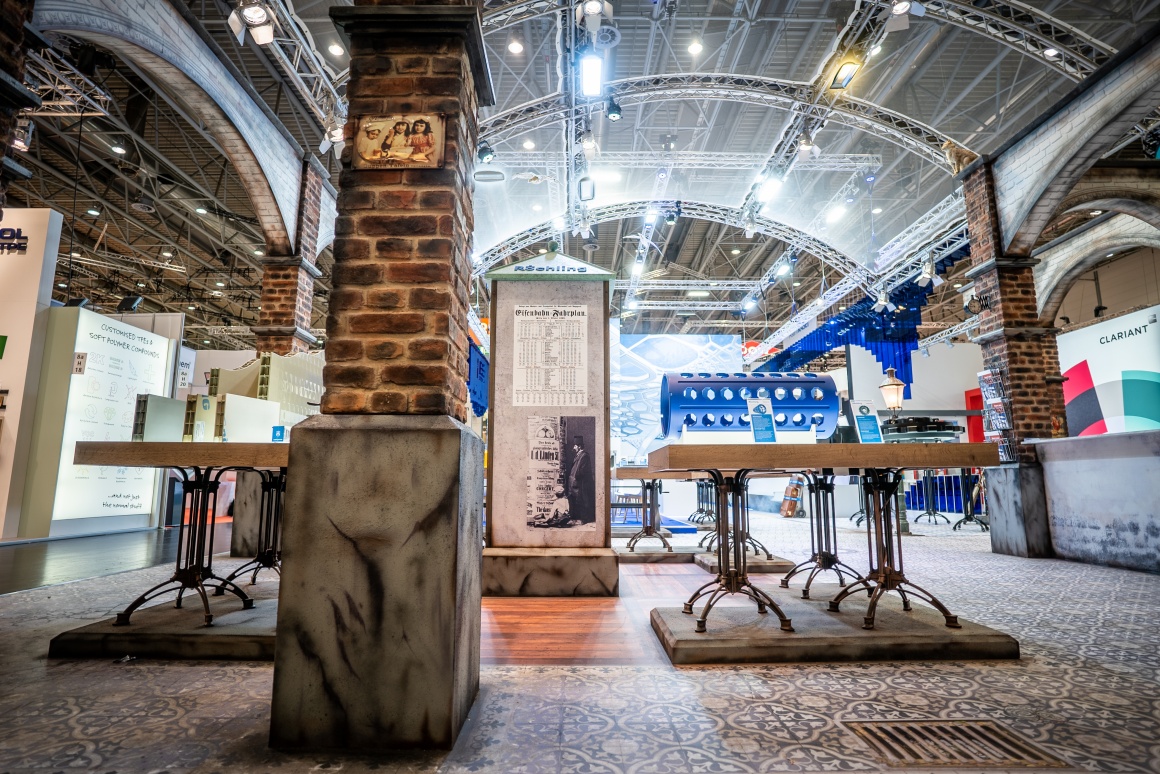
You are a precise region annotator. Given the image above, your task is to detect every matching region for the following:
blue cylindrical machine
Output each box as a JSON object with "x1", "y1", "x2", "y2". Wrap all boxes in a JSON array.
[{"x1": 660, "y1": 371, "x2": 840, "y2": 440}]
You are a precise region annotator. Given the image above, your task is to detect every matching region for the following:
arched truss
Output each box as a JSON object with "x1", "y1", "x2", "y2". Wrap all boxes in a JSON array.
[
  {"x1": 478, "y1": 0, "x2": 1114, "y2": 81},
  {"x1": 473, "y1": 199, "x2": 876, "y2": 294},
  {"x1": 480, "y1": 74, "x2": 960, "y2": 170}
]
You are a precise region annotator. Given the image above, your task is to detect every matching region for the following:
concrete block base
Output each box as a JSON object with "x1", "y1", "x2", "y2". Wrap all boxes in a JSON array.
[
  {"x1": 694, "y1": 554, "x2": 795, "y2": 574},
  {"x1": 269, "y1": 415, "x2": 483, "y2": 751},
  {"x1": 49, "y1": 584, "x2": 278, "y2": 660},
  {"x1": 986, "y1": 464, "x2": 1052, "y2": 558},
  {"x1": 651, "y1": 583, "x2": 1019, "y2": 665},
  {"x1": 483, "y1": 547, "x2": 618, "y2": 596},
  {"x1": 614, "y1": 546, "x2": 701, "y2": 564}
]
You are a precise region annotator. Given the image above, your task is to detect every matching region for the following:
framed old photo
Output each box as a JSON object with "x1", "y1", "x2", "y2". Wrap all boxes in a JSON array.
[{"x1": 353, "y1": 114, "x2": 446, "y2": 169}]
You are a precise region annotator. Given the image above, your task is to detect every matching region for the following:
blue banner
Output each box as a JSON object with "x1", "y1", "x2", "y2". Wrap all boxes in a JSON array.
[{"x1": 468, "y1": 342, "x2": 489, "y2": 417}]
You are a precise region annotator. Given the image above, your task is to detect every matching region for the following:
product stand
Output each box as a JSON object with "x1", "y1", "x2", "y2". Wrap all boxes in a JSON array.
[
  {"x1": 780, "y1": 470, "x2": 866, "y2": 599},
  {"x1": 221, "y1": 467, "x2": 287, "y2": 586},
  {"x1": 626, "y1": 478, "x2": 673, "y2": 552},
  {"x1": 681, "y1": 469, "x2": 794, "y2": 633},
  {"x1": 952, "y1": 468, "x2": 988, "y2": 531},
  {"x1": 826, "y1": 469, "x2": 961, "y2": 630}
]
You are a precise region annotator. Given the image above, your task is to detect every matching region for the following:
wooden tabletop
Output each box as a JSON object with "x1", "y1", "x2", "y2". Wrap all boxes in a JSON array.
[
  {"x1": 74, "y1": 442, "x2": 290, "y2": 469},
  {"x1": 647, "y1": 442, "x2": 999, "y2": 474},
  {"x1": 613, "y1": 466, "x2": 708, "y2": 481}
]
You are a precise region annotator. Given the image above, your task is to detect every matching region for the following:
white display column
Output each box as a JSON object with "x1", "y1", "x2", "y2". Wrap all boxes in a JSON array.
[
  {"x1": 483, "y1": 249, "x2": 618, "y2": 595},
  {"x1": 0, "y1": 209, "x2": 62, "y2": 540}
]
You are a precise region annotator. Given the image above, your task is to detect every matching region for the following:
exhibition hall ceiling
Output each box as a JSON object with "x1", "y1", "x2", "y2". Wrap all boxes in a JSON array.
[{"x1": 11, "y1": 0, "x2": 1160, "y2": 348}]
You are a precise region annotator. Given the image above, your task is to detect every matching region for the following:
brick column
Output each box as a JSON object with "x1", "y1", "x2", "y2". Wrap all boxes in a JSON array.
[
  {"x1": 0, "y1": 0, "x2": 40, "y2": 218},
  {"x1": 962, "y1": 161, "x2": 1063, "y2": 557},
  {"x1": 252, "y1": 155, "x2": 329, "y2": 353},
  {"x1": 270, "y1": 4, "x2": 494, "y2": 753},
  {"x1": 321, "y1": 5, "x2": 493, "y2": 421}
]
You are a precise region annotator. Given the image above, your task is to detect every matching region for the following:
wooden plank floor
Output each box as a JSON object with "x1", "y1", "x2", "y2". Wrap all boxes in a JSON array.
[{"x1": 481, "y1": 564, "x2": 782, "y2": 666}]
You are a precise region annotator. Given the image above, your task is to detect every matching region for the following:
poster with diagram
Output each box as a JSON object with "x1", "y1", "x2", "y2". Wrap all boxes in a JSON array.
[
  {"x1": 513, "y1": 305, "x2": 587, "y2": 406},
  {"x1": 525, "y1": 415, "x2": 596, "y2": 530},
  {"x1": 53, "y1": 310, "x2": 172, "y2": 521}
]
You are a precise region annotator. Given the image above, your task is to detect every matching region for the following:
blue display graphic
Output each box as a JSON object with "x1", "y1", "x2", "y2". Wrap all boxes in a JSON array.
[
  {"x1": 468, "y1": 341, "x2": 489, "y2": 418},
  {"x1": 610, "y1": 327, "x2": 741, "y2": 462},
  {"x1": 660, "y1": 371, "x2": 840, "y2": 440}
]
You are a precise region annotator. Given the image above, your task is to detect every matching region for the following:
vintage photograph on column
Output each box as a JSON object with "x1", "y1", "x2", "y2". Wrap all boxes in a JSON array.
[{"x1": 526, "y1": 415, "x2": 596, "y2": 530}]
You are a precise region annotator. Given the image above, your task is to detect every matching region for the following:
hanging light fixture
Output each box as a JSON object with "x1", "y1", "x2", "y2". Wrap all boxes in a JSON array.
[
  {"x1": 606, "y1": 97, "x2": 622, "y2": 121},
  {"x1": 477, "y1": 140, "x2": 496, "y2": 163},
  {"x1": 11, "y1": 116, "x2": 33, "y2": 152},
  {"x1": 228, "y1": 0, "x2": 276, "y2": 45},
  {"x1": 878, "y1": 367, "x2": 906, "y2": 419},
  {"x1": 579, "y1": 47, "x2": 604, "y2": 97},
  {"x1": 507, "y1": 36, "x2": 525, "y2": 54},
  {"x1": 830, "y1": 61, "x2": 861, "y2": 90},
  {"x1": 916, "y1": 259, "x2": 944, "y2": 288}
]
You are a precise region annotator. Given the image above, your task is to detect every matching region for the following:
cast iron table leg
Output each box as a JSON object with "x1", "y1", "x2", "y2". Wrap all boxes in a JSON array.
[
  {"x1": 627, "y1": 479, "x2": 674, "y2": 552},
  {"x1": 952, "y1": 468, "x2": 988, "y2": 531},
  {"x1": 912, "y1": 469, "x2": 951, "y2": 524},
  {"x1": 827, "y1": 469, "x2": 960, "y2": 630},
  {"x1": 222, "y1": 467, "x2": 286, "y2": 585},
  {"x1": 682, "y1": 470, "x2": 793, "y2": 633},
  {"x1": 114, "y1": 466, "x2": 255, "y2": 627},
  {"x1": 781, "y1": 470, "x2": 866, "y2": 599}
]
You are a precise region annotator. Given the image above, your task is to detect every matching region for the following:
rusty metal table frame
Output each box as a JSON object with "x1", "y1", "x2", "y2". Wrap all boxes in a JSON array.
[
  {"x1": 689, "y1": 480, "x2": 715, "y2": 524},
  {"x1": 73, "y1": 443, "x2": 288, "y2": 627},
  {"x1": 697, "y1": 478, "x2": 773, "y2": 559},
  {"x1": 953, "y1": 468, "x2": 988, "y2": 532},
  {"x1": 912, "y1": 469, "x2": 951, "y2": 524},
  {"x1": 626, "y1": 479, "x2": 674, "y2": 552},
  {"x1": 682, "y1": 469, "x2": 793, "y2": 633},
  {"x1": 646, "y1": 443, "x2": 999, "y2": 632},
  {"x1": 780, "y1": 469, "x2": 866, "y2": 599},
  {"x1": 220, "y1": 468, "x2": 286, "y2": 587}
]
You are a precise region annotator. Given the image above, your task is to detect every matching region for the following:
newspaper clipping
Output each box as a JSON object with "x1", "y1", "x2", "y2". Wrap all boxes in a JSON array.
[
  {"x1": 513, "y1": 305, "x2": 588, "y2": 406},
  {"x1": 526, "y1": 415, "x2": 596, "y2": 530}
]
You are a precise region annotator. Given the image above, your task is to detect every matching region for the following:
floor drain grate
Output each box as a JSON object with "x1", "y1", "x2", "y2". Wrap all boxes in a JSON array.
[{"x1": 845, "y1": 720, "x2": 1067, "y2": 768}]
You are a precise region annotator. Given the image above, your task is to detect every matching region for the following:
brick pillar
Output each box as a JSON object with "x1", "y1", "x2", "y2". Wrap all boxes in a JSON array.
[
  {"x1": 320, "y1": 10, "x2": 488, "y2": 421},
  {"x1": 0, "y1": 0, "x2": 40, "y2": 218},
  {"x1": 252, "y1": 155, "x2": 329, "y2": 353},
  {"x1": 270, "y1": 4, "x2": 495, "y2": 752},
  {"x1": 962, "y1": 162, "x2": 1061, "y2": 557}
]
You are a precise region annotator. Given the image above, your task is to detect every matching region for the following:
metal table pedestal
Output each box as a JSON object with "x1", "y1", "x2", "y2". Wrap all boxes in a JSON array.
[
  {"x1": 626, "y1": 479, "x2": 674, "y2": 552},
  {"x1": 780, "y1": 470, "x2": 866, "y2": 599}
]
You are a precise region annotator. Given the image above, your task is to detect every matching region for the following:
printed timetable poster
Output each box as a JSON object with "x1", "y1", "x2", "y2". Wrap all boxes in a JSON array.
[
  {"x1": 513, "y1": 305, "x2": 588, "y2": 407},
  {"x1": 53, "y1": 310, "x2": 172, "y2": 521}
]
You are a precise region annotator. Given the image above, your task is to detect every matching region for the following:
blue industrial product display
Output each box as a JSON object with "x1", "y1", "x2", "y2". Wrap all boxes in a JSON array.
[{"x1": 660, "y1": 371, "x2": 840, "y2": 440}]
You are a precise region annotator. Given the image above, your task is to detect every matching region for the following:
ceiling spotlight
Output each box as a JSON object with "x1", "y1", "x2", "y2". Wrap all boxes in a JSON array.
[
  {"x1": 1089, "y1": 209, "x2": 1103, "y2": 216},
  {"x1": 12, "y1": 116, "x2": 33, "y2": 151},
  {"x1": 478, "y1": 140, "x2": 495, "y2": 163},
  {"x1": 743, "y1": 213, "x2": 757, "y2": 239},
  {"x1": 522, "y1": 138, "x2": 536, "y2": 150},
  {"x1": 656, "y1": 168, "x2": 668, "y2": 180},
  {"x1": 688, "y1": 40, "x2": 703, "y2": 55},
  {"x1": 830, "y1": 61, "x2": 860, "y2": 90},
  {"x1": 792, "y1": 281, "x2": 801, "y2": 287},
  {"x1": 228, "y1": 0, "x2": 275, "y2": 45},
  {"x1": 203, "y1": 340, "x2": 211, "y2": 345},
  {"x1": 869, "y1": 44, "x2": 882, "y2": 58},
  {"x1": 845, "y1": 196, "x2": 856, "y2": 204},
  {"x1": 916, "y1": 260, "x2": 944, "y2": 288},
  {"x1": 578, "y1": 176, "x2": 596, "y2": 201},
  {"x1": 111, "y1": 143, "x2": 127, "y2": 154},
  {"x1": 872, "y1": 206, "x2": 883, "y2": 214},
  {"x1": 731, "y1": 248, "x2": 741, "y2": 255},
  {"x1": 1044, "y1": 47, "x2": 1059, "y2": 58},
  {"x1": 742, "y1": 298, "x2": 757, "y2": 311},
  {"x1": 606, "y1": 97, "x2": 622, "y2": 121},
  {"x1": 776, "y1": 263, "x2": 791, "y2": 277},
  {"x1": 824, "y1": 205, "x2": 846, "y2": 224},
  {"x1": 507, "y1": 37, "x2": 525, "y2": 54},
  {"x1": 253, "y1": 249, "x2": 264, "y2": 256},
  {"x1": 688, "y1": 290, "x2": 709, "y2": 297},
  {"x1": 631, "y1": 259, "x2": 644, "y2": 276},
  {"x1": 891, "y1": 1, "x2": 911, "y2": 13},
  {"x1": 946, "y1": 340, "x2": 955, "y2": 349},
  {"x1": 552, "y1": 216, "x2": 567, "y2": 230},
  {"x1": 86, "y1": 208, "x2": 100, "y2": 216},
  {"x1": 865, "y1": 173, "x2": 877, "y2": 183},
  {"x1": 581, "y1": 132, "x2": 597, "y2": 151},
  {"x1": 162, "y1": 250, "x2": 174, "y2": 258},
  {"x1": 136, "y1": 282, "x2": 146, "y2": 288},
  {"x1": 872, "y1": 291, "x2": 895, "y2": 313},
  {"x1": 538, "y1": 247, "x2": 548, "y2": 254},
  {"x1": 57, "y1": 282, "x2": 67, "y2": 288},
  {"x1": 195, "y1": 206, "x2": 208, "y2": 214},
  {"x1": 920, "y1": 348, "x2": 930, "y2": 358},
  {"x1": 757, "y1": 178, "x2": 782, "y2": 203},
  {"x1": 70, "y1": 252, "x2": 80, "y2": 258},
  {"x1": 215, "y1": 281, "x2": 226, "y2": 287},
  {"x1": 532, "y1": 204, "x2": 543, "y2": 212},
  {"x1": 328, "y1": 43, "x2": 344, "y2": 56},
  {"x1": 1107, "y1": 253, "x2": 1115, "y2": 258},
  {"x1": 644, "y1": 208, "x2": 659, "y2": 224},
  {"x1": 579, "y1": 47, "x2": 603, "y2": 97},
  {"x1": 188, "y1": 305, "x2": 196, "y2": 310},
  {"x1": 664, "y1": 210, "x2": 678, "y2": 225},
  {"x1": 581, "y1": 0, "x2": 603, "y2": 15}
]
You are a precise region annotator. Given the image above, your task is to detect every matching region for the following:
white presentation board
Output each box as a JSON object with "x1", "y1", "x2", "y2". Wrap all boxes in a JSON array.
[{"x1": 52, "y1": 310, "x2": 172, "y2": 521}]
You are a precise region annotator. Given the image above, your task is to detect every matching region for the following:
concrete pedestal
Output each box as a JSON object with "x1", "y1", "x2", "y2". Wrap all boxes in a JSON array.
[
  {"x1": 482, "y1": 547, "x2": 618, "y2": 596},
  {"x1": 269, "y1": 415, "x2": 483, "y2": 750},
  {"x1": 986, "y1": 464, "x2": 1052, "y2": 558},
  {"x1": 230, "y1": 470, "x2": 263, "y2": 557}
]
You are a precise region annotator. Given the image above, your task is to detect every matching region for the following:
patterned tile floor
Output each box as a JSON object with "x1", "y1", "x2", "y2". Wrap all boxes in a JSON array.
[{"x1": 1, "y1": 512, "x2": 1158, "y2": 774}]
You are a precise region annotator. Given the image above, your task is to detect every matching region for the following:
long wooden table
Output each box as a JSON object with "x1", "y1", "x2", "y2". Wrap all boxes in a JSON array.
[
  {"x1": 646, "y1": 442, "x2": 1000, "y2": 632},
  {"x1": 73, "y1": 442, "x2": 290, "y2": 626}
]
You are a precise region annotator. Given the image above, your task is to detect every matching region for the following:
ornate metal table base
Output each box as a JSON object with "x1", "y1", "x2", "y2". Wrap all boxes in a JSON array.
[
  {"x1": 912, "y1": 469, "x2": 951, "y2": 524},
  {"x1": 827, "y1": 469, "x2": 960, "y2": 630},
  {"x1": 626, "y1": 479, "x2": 673, "y2": 552},
  {"x1": 781, "y1": 471, "x2": 866, "y2": 599},
  {"x1": 688, "y1": 481, "x2": 716, "y2": 524},
  {"x1": 698, "y1": 479, "x2": 772, "y2": 558},
  {"x1": 115, "y1": 467, "x2": 254, "y2": 627},
  {"x1": 683, "y1": 470, "x2": 793, "y2": 633},
  {"x1": 220, "y1": 468, "x2": 286, "y2": 586},
  {"x1": 953, "y1": 469, "x2": 988, "y2": 532}
]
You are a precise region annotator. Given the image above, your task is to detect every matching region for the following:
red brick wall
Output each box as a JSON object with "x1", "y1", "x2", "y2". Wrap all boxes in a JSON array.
[
  {"x1": 964, "y1": 164, "x2": 1068, "y2": 462},
  {"x1": 323, "y1": 17, "x2": 478, "y2": 421}
]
